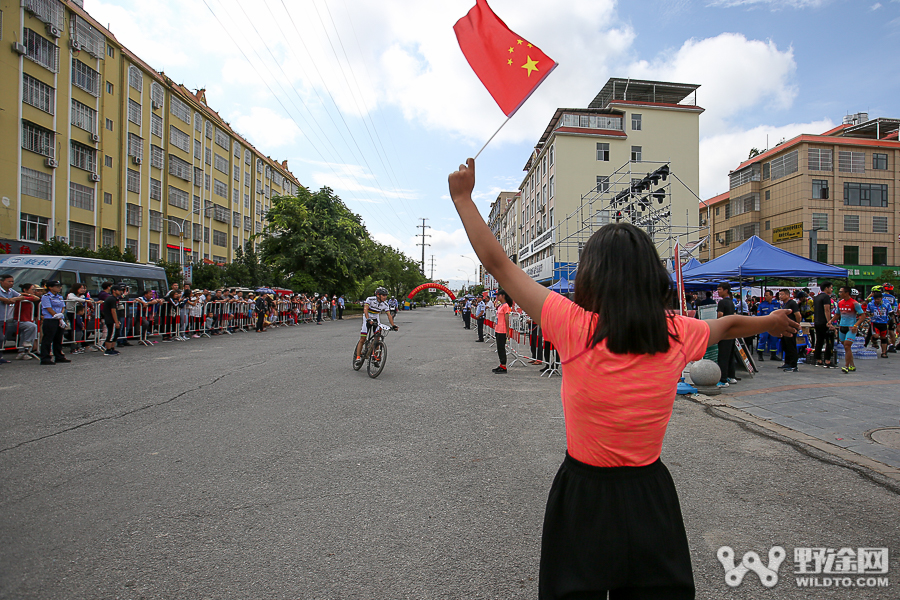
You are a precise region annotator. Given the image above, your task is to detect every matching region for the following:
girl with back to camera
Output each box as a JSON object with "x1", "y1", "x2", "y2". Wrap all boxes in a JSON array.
[{"x1": 449, "y1": 158, "x2": 798, "y2": 599}]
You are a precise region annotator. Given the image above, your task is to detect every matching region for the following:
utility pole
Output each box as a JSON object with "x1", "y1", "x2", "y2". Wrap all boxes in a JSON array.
[
  {"x1": 429, "y1": 255, "x2": 436, "y2": 280},
  {"x1": 416, "y1": 218, "x2": 431, "y2": 275}
]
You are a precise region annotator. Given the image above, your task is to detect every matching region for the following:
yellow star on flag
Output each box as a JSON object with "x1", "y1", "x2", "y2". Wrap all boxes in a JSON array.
[
  {"x1": 517, "y1": 39, "x2": 523, "y2": 45},
  {"x1": 507, "y1": 58, "x2": 513, "y2": 65},
  {"x1": 521, "y1": 55, "x2": 539, "y2": 77},
  {"x1": 527, "y1": 43, "x2": 533, "y2": 48},
  {"x1": 508, "y1": 46, "x2": 514, "y2": 53}
]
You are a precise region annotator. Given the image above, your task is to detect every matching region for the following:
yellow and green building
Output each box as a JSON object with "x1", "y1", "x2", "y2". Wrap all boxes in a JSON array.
[{"x1": 0, "y1": 0, "x2": 303, "y2": 265}]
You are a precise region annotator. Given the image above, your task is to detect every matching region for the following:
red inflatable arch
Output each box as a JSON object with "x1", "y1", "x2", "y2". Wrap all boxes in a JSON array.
[{"x1": 408, "y1": 282, "x2": 456, "y2": 301}]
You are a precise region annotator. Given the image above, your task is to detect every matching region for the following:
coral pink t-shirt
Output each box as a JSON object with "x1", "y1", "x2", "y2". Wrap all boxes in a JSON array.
[
  {"x1": 495, "y1": 303, "x2": 510, "y2": 334},
  {"x1": 541, "y1": 292, "x2": 710, "y2": 467}
]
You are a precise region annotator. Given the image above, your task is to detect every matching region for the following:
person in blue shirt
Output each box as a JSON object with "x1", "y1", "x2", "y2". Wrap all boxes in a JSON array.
[
  {"x1": 39, "y1": 280, "x2": 72, "y2": 366},
  {"x1": 881, "y1": 283, "x2": 897, "y2": 353},
  {"x1": 867, "y1": 291, "x2": 891, "y2": 358},
  {"x1": 755, "y1": 290, "x2": 781, "y2": 361}
]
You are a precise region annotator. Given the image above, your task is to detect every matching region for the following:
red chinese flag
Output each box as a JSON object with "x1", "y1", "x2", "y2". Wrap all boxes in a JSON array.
[{"x1": 454, "y1": 0, "x2": 558, "y2": 117}]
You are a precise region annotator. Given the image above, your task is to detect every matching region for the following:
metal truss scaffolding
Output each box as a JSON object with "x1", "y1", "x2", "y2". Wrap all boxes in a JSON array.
[{"x1": 554, "y1": 159, "x2": 708, "y2": 282}]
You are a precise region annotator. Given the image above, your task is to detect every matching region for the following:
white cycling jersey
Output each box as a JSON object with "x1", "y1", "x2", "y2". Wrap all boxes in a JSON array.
[{"x1": 362, "y1": 296, "x2": 390, "y2": 334}]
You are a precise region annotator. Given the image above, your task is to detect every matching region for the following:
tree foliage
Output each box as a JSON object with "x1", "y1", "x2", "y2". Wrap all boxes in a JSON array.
[
  {"x1": 260, "y1": 188, "x2": 426, "y2": 298},
  {"x1": 36, "y1": 237, "x2": 137, "y2": 262}
]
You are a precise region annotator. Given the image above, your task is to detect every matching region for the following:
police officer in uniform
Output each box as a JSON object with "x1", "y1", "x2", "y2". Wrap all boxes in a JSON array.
[
  {"x1": 475, "y1": 295, "x2": 486, "y2": 341},
  {"x1": 462, "y1": 296, "x2": 472, "y2": 329}
]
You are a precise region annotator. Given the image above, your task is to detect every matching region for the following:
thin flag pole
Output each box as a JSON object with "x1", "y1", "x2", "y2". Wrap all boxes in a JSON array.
[{"x1": 474, "y1": 116, "x2": 512, "y2": 160}]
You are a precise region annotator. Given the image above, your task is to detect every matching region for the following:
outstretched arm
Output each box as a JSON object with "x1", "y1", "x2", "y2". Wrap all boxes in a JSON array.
[
  {"x1": 707, "y1": 309, "x2": 799, "y2": 346},
  {"x1": 449, "y1": 159, "x2": 550, "y2": 325}
]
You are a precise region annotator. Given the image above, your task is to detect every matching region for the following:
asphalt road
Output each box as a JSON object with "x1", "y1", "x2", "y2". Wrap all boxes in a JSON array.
[{"x1": 1, "y1": 307, "x2": 898, "y2": 599}]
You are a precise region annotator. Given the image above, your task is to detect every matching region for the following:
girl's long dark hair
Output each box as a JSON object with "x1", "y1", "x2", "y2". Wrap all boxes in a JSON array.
[{"x1": 573, "y1": 223, "x2": 677, "y2": 355}]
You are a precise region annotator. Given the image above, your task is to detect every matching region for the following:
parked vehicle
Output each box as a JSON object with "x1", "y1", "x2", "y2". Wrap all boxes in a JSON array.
[{"x1": 0, "y1": 255, "x2": 168, "y2": 297}]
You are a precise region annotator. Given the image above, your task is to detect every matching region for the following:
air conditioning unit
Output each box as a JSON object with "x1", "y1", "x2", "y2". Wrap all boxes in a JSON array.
[
  {"x1": 45, "y1": 157, "x2": 58, "y2": 168},
  {"x1": 132, "y1": 156, "x2": 142, "y2": 165},
  {"x1": 69, "y1": 40, "x2": 81, "y2": 51},
  {"x1": 700, "y1": 218, "x2": 707, "y2": 226},
  {"x1": 45, "y1": 24, "x2": 61, "y2": 38},
  {"x1": 12, "y1": 42, "x2": 27, "y2": 55},
  {"x1": 90, "y1": 133, "x2": 100, "y2": 143},
  {"x1": 151, "y1": 100, "x2": 162, "y2": 110},
  {"x1": 57, "y1": 237, "x2": 68, "y2": 244},
  {"x1": 90, "y1": 173, "x2": 100, "y2": 182}
]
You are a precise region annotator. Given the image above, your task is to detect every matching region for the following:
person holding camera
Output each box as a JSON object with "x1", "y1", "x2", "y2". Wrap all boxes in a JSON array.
[{"x1": 39, "y1": 280, "x2": 72, "y2": 365}]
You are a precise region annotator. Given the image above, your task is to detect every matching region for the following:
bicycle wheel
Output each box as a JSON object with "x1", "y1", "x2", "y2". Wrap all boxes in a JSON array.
[
  {"x1": 353, "y1": 340, "x2": 367, "y2": 371},
  {"x1": 367, "y1": 340, "x2": 387, "y2": 378}
]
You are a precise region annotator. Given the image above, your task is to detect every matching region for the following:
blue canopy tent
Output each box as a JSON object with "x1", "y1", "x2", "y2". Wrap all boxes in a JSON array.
[
  {"x1": 670, "y1": 258, "x2": 713, "y2": 291},
  {"x1": 549, "y1": 277, "x2": 573, "y2": 293},
  {"x1": 681, "y1": 236, "x2": 848, "y2": 281}
]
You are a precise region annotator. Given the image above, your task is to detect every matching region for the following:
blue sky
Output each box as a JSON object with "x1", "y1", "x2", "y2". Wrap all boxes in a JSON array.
[{"x1": 88, "y1": 0, "x2": 900, "y2": 287}]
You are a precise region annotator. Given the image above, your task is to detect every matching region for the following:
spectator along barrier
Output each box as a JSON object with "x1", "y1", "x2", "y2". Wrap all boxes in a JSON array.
[
  {"x1": 0, "y1": 296, "x2": 326, "y2": 359},
  {"x1": 475, "y1": 302, "x2": 559, "y2": 377}
]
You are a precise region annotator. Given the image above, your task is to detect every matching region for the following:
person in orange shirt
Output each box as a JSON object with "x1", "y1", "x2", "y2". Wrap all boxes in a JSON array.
[
  {"x1": 492, "y1": 290, "x2": 512, "y2": 373},
  {"x1": 449, "y1": 158, "x2": 798, "y2": 600}
]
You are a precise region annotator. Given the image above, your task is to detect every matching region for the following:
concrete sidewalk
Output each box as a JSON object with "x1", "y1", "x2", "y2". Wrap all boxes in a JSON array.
[{"x1": 707, "y1": 352, "x2": 900, "y2": 472}]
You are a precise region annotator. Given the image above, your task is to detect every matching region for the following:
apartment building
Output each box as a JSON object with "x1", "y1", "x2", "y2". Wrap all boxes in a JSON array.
[
  {"x1": 701, "y1": 114, "x2": 900, "y2": 286},
  {"x1": 1, "y1": 0, "x2": 302, "y2": 266},
  {"x1": 482, "y1": 190, "x2": 518, "y2": 289},
  {"x1": 517, "y1": 78, "x2": 703, "y2": 284}
]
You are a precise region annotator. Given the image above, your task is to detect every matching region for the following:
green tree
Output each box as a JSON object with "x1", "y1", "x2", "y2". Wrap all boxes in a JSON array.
[
  {"x1": 879, "y1": 269, "x2": 900, "y2": 290},
  {"x1": 223, "y1": 260, "x2": 250, "y2": 287},
  {"x1": 261, "y1": 189, "x2": 370, "y2": 294},
  {"x1": 190, "y1": 261, "x2": 224, "y2": 289},
  {"x1": 748, "y1": 147, "x2": 761, "y2": 159},
  {"x1": 241, "y1": 241, "x2": 269, "y2": 288},
  {"x1": 36, "y1": 237, "x2": 93, "y2": 257},
  {"x1": 155, "y1": 260, "x2": 183, "y2": 286}
]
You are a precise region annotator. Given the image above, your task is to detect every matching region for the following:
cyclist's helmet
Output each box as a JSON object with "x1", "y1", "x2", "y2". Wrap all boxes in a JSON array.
[
  {"x1": 851, "y1": 288, "x2": 860, "y2": 297},
  {"x1": 375, "y1": 286, "x2": 388, "y2": 296},
  {"x1": 883, "y1": 283, "x2": 894, "y2": 292},
  {"x1": 872, "y1": 285, "x2": 883, "y2": 293}
]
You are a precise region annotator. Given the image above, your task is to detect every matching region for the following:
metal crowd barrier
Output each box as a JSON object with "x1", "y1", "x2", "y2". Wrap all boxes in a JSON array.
[
  {"x1": 0, "y1": 296, "x2": 331, "y2": 359},
  {"x1": 476, "y1": 302, "x2": 560, "y2": 377}
]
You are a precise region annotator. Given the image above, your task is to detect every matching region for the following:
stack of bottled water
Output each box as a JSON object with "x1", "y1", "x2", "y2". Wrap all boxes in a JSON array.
[{"x1": 833, "y1": 336, "x2": 878, "y2": 359}]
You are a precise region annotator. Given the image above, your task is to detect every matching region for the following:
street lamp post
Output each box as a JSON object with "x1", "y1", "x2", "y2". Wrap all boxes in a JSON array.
[
  {"x1": 457, "y1": 269, "x2": 470, "y2": 293},
  {"x1": 161, "y1": 217, "x2": 185, "y2": 285},
  {"x1": 461, "y1": 255, "x2": 479, "y2": 288}
]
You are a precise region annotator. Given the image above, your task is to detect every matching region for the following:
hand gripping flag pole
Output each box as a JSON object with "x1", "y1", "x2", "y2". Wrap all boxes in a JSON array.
[{"x1": 454, "y1": 0, "x2": 558, "y2": 158}]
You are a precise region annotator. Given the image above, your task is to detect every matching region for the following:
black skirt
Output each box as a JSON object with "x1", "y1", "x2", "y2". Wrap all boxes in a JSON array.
[{"x1": 539, "y1": 453, "x2": 695, "y2": 600}]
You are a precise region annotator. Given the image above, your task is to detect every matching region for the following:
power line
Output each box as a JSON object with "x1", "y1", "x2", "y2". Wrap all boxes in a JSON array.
[
  {"x1": 318, "y1": 0, "x2": 416, "y2": 218},
  {"x1": 416, "y1": 218, "x2": 431, "y2": 275},
  {"x1": 205, "y1": 0, "x2": 396, "y2": 234},
  {"x1": 304, "y1": 0, "x2": 412, "y2": 222},
  {"x1": 274, "y1": 0, "x2": 409, "y2": 228}
]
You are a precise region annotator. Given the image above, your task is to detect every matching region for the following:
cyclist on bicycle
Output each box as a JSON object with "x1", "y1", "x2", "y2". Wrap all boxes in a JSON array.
[
  {"x1": 388, "y1": 295, "x2": 399, "y2": 317},
  {"x1": 356, "y1": 287, "x2": 398, "y2": 362}
]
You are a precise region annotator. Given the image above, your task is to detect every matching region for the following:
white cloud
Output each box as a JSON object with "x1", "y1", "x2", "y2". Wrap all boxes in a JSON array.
[
  {"x1": 228, "y1": 106, "x2": 303, "y2": 150},
  {"x1": 371, "y1": 225, "x2": 480, "y2": 282},
  {"x1": 698, "y1": 118, "x2": 834, "y2": 197},
  {"x1": 871, "y1": 2, "x2": 883, "y2": 9},
  {"x1": 627, "y1": 33, "x2": 797, "y2": 136}
]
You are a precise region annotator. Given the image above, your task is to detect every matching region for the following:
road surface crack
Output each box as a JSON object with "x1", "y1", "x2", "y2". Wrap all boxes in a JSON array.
[{"x1": 0, "y1": 361, "x2": 266, "y2": 454}]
